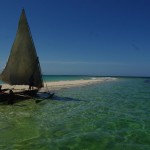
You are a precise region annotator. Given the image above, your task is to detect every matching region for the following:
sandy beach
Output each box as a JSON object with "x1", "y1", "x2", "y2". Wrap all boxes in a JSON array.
[{"x1": 1, "y1": 77, "x2": 116, "y2": 92}]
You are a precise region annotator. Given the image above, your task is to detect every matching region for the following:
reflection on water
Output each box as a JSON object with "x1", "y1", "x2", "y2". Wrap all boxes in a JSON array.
[{"x1": 0, "y1": 78, "x2": 150, "y2": 150}]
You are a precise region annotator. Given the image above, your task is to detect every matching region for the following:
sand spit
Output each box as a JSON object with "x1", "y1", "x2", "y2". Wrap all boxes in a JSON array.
[{"x1": 1, "y1": 77, "x2": 117, "y2": 92}]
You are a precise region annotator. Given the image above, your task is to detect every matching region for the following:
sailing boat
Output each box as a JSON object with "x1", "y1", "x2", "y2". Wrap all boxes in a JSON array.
[{"x1": 0, "y1": 9, "x2": 49, "y2": 103}]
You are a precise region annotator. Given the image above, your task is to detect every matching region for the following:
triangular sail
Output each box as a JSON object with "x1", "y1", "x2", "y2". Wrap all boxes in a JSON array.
[{"x1": 0, "y1": 9, "x2": 43, "y2": 88}]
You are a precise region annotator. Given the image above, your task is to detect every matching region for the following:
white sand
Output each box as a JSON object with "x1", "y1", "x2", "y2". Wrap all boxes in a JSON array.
[{"x1": 1, "y1": 77, "x2": 117, "y2": 92}]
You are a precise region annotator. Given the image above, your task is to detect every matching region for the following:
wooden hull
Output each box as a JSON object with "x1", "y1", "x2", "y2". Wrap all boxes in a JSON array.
[
  {"x1": 15, "y1": 89, "x2": 38, "y2": 96},
  {"x1": 0, "y1": 89, "x2": 55, "y2": 105},
  {"x1": 0, "y1": 89, "x2": 38, "y2": 104}
]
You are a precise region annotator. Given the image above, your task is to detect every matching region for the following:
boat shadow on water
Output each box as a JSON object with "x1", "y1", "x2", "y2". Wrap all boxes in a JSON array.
[
  {"x1": 0, "y1": 93, "x2": 83, "y2": 105},
  {"x1": 52, "y1": 95, "x2": 82, "y2": 102},
  {"x1": 35, "y1": 94, "x2": 83, "y2": 104}
]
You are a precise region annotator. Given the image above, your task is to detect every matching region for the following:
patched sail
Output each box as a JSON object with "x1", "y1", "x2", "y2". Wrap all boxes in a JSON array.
[{"x1": 0, "y1": 9, "x2": 43, "y2": 88}]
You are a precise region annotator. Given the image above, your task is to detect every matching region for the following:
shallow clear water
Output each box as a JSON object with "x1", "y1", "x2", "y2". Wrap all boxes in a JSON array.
[{"x1": 0, "y1": 77, "x2": 150, "y2": 150}]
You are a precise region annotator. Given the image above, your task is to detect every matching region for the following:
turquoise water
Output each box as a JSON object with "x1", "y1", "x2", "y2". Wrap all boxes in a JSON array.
[
  {"x1": 0, "y1": 77, "x2": 150, "y2": 150},
  {"x1": 42, "y1": 75, "x2": 93, "y2": 82}
]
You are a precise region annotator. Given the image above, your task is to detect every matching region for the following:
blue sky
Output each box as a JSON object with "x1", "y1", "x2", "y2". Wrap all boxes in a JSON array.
[{"x1": 0, "y1": 0, "x2": 150, "y2": 76}]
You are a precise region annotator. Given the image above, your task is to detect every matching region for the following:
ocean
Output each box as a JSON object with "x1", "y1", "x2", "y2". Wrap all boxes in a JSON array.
[{"x1": 0, "y1": 76, "x2": 150, "y2": 150}]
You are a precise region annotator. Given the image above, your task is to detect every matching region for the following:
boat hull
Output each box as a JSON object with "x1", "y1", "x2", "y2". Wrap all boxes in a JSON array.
[{"x1": 0, "y1": 89, "x2": 38, "y2": 104}]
